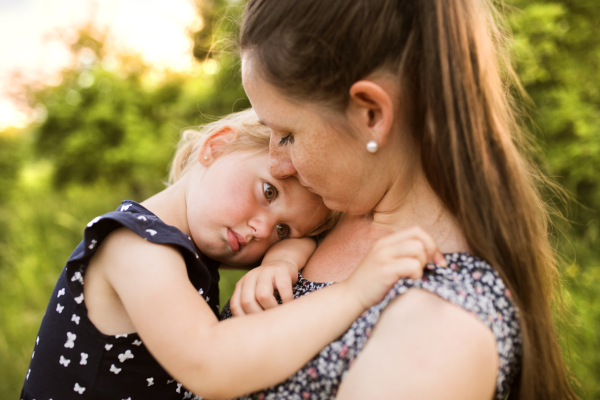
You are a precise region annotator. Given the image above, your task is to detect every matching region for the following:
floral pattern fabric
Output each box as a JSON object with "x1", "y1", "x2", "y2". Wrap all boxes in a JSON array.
[{"x1": 220, "y1": 252, "x2": 521, "y2": 400}]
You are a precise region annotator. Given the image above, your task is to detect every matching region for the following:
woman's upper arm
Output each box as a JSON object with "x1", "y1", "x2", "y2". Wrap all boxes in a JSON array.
[{"x1": 335, "y1": 288, "x2": 498, "y2": 400}]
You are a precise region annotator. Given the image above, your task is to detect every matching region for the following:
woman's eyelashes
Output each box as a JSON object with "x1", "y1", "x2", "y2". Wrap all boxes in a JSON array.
[
  {"x1": 263, "y1": 182, "x2": 278, "y2": 202},
  {"x1": 278, "y1": 133, "x2": 294, "y2": 146}
]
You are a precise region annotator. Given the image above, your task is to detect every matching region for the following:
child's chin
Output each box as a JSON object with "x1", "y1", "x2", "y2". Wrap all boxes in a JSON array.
[{"x1": 210, "y1": 253, "x2": 255, "y2": 267}]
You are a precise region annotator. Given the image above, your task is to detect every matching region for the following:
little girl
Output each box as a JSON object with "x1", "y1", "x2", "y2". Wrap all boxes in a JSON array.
[{"x1": 21, "y1": 109, "x2": 446, "y2": 400}]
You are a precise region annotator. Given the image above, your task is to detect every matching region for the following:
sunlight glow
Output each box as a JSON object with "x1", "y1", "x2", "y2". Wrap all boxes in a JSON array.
[{"x1": 0, "y1": 0, "x2": 201, "y2": 130}]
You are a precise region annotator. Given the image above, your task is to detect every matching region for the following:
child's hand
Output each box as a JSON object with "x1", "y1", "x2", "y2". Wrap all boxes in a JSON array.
[
  {"x1": 342, "y1": 226, "x2": 447, "y2": 310},
  {"x1": 229, "y1": 260, "x2": 299, "y2": 316}
]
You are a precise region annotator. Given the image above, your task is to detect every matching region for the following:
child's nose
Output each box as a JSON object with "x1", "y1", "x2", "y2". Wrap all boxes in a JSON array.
[{"x1": 249, "y1": 214, "x2": 276, "y2": 240}]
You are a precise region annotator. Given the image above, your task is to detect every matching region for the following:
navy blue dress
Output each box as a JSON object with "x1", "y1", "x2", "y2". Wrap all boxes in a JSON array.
[{"x1": 21, "y1": 200, "x2": 220, "y2": 400}]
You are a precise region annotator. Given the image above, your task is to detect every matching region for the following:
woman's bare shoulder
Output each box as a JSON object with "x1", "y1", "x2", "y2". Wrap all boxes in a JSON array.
[{"x1": 336, "y1": 288, "x2": 498, "y2": 400}]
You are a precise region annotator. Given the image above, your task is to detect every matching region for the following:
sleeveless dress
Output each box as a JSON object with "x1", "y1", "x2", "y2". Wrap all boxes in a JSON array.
[
  {"x1": 21, "y1": 200, "x2": 221, "y2": 400},
  {"x1": 220, "y1": 252, "x2": 522, "y2": 400}
]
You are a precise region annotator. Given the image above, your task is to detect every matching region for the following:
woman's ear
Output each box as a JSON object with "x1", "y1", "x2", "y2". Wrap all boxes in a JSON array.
[
  {"x1": 346, "y1": 79, "x2": 395, "y2": 148},
  {"x1": 198, "y1": 127, "x2": 238, "y2": 166}
]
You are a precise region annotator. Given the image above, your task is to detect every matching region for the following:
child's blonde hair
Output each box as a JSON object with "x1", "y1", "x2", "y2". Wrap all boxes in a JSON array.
[{"x1": 169, "y1": 108, "x2": 340, "y2": 238}]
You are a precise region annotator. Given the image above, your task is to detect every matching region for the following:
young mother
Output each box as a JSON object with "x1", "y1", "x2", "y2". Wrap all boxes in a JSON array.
[{"x1": 227, "y1": 0, "x2": 576, "y2": 399}]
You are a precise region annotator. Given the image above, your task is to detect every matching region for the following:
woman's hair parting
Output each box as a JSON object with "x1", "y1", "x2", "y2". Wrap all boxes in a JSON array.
[
  {"x1": 240, "y1": 0, "x2": 577, "y2": 399},
  {"x1": 169, "y1": 108, "x2": 340, "y2": 237}
]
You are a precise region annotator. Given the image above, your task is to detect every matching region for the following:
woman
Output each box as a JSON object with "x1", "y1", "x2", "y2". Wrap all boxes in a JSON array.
[{"x1": 226, "y1": 0, "x2": 577, "y2": 399}]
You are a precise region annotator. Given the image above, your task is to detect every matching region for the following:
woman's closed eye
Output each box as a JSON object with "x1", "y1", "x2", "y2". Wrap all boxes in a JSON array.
[
  {"x1": 278, "y1": 133, "x2": 294, "y2": 146},
  {"x1": 263, "y1": 182, "x2": 278, "y2": 202}
]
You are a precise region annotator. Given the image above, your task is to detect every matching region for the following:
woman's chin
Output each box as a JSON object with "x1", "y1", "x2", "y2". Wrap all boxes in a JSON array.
[{"x1": 323, "y1": 197, "x2": 371, "y2": 214}]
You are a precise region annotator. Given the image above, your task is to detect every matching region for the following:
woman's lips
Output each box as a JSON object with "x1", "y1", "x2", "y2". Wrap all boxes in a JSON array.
[{"x1": 227, "y1": 229, "x2": 246, "y2": 253}]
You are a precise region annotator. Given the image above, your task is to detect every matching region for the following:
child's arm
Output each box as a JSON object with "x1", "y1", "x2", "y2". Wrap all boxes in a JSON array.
[
  {"x1": 90, "y1": 226, "x2": 445, "y2": 399},
  {"x1": 229, "y1": 238, "x2": 316, "y2": 314}
]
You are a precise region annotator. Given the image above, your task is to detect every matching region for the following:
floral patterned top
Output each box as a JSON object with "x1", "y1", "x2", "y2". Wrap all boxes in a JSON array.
[{"x1": 220, "y1": 252, "x2": 522, "y2": 400}]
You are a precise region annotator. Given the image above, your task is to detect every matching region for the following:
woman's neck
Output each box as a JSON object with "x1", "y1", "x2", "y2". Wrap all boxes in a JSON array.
[{"x1": 371, "y1": 168, "x2": 469, "y2": 254}]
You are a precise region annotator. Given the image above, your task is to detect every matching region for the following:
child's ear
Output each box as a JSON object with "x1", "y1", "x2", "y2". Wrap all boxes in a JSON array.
[{"x1": 198, "y1": 127, "x2": 238, "y2": 166}]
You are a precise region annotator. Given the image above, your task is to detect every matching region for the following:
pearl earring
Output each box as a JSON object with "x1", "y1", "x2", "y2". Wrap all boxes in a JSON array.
[
  {"x1": 204, "y1": 156, "x2": 208, "y2": 160},
  {"x1": 366, "y1": 140, "x2": 379, "y2": 153}
]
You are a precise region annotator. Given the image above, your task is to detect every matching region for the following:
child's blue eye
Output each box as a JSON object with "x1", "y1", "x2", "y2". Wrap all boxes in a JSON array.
[
  {"x1": 263, "y1": 182, "x2": 278, "y2": 200},
  {"x1": 279, "y1": 133, "x2": 294, "y2": 146},
  {"x1": 276, "y1": 223, "x2": 290, "y2": 240}
]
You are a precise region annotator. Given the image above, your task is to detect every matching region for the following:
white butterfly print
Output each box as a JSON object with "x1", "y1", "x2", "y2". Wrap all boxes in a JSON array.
[
  {"x1": 176, "y1": 383, "x2": 182, "y2": 393},
  {"x1": 71, "y1": 271, "x2": 84, "y2": 285},
  {"x1": 88, "y1": 239, "x2": 97, "y2": 250},
  {"x1": 184, "y1": 391, "x2": 193, "y2": 399},
  {"x1": 64, "y1": 332, "x2": 76, "y2": 348},
  {"x1": 115, "y1": 334, "x2": 128, "y2": 338},
  {"x1": 145, "y1": 229, "x2": 157, "y2": 236},
  {"x1": 56, "y1": 303, "x2": 64, "y2": 313},
  {"x1": 118, "y1": 349, "x2": 134, "y2": 363},
  {"x1": 105, "y1": 344, "x2": 113, "y2": 351},
  {"x1": 80, "y1": 352, "x2": 88, "y2": 365},
  {"x1": 132, "y1": 339, "x2": 142, "y2": 346},
  {"x1": 147, "y1": 377, "x2": 154, "y2": 386},
  {"x1": 59, "y1": 355, "x2": 71, "y2": 367},
  {"x1": 36, "y1": 336, "x2": 39, "y2": 345},
  {"x1": 87, "y1": 216, "x2": 101, "y2": 227},
  {"x1": 167, "y1": 379, "x2": 175, "y2": 384},
  {"x1": 137, "y1": 216, "x2": 147, "y2": 221},
  {"x1": 57, "y1": 288, "x2": 65, "y2": 298},
  {"x1": 74, "y1": 293, "x2": 84, "y2": 304},
  {"x1": 26, "y1": 369, "x2": 30, "y2": 379},
  {"x1": 110, "y1": 364, "x2": 122, "y2": 374},
  {"x1": 73, "y1": 383, "x2": 86, "y2": 394},
  {"x1": 72, "y1": 314, "x2": 80, "y2": 325},
  {"x1": 120, "y1": 204, "x2": 132, "y2": 211},
  {"x1": 31, "y1": 351, "x2": 35, "y2": 358}
]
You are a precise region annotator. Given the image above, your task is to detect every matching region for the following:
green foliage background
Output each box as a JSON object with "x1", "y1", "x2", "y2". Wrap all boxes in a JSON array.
[{"x1": 0, "y1": 0, "x2": 598, "y2": 398}]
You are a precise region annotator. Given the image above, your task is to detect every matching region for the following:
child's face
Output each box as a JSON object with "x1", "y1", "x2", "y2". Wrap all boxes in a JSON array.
[{"x1": 187, "y1": 150, "x2": 329, "y2": 265}]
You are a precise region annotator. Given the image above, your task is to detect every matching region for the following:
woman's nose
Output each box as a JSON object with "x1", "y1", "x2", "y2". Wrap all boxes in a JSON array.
[{"x1": 269, "y1": 135, "x2": 297, "y2": 179}]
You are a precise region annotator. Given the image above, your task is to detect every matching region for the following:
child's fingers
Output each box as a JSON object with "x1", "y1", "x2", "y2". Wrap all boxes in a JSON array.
[
  {"x1": 392, "y1": 257, "x2": 425, "y2": 280},
  {"x1": 239, "y1": 273, "x2": 265, "y2": 314},
  {"x1": 255, "y1": 273, "x2": 279, "y2": 310},
  {"x1": 274, "y1": 270, "x2": 294, "y2": 304},
  {"x1": 229, "y1": 280, "x2": 245, "y2": 317},
  {"x1": 377, "y1": 238, "x2": 429, "y2": 267},
  {"x1": 381, "y1": 227, "x2": 447, "y2": 267}
]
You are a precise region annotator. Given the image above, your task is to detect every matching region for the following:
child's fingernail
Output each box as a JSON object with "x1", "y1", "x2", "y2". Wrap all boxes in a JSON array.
[{"x1": 436, "y1": 252, "x2": 448, "y2": 267}]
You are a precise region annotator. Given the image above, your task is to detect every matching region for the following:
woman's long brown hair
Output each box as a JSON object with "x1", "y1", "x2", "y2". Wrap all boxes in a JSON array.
[{"x1": 240, "y1": 0, "x2": 577, "y2": 398}]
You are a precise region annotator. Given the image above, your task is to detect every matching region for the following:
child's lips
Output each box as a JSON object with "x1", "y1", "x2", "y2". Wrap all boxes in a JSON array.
[{"x1": 227, "y1": 229, "x2": 246, "y2": 252}]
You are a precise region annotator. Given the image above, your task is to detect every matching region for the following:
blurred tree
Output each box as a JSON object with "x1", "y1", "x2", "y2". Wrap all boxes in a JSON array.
[{"x1": 509, "y1": 0, "x2": 600, "y2": 397}]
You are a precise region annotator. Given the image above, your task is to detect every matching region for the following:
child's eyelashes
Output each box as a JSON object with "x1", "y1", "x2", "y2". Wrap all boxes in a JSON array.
[
  {"x1": 263, "y1": 182, "x2": 278, "y2": 201},
  {"x1": 278, "y1": 133, "x2": 294, "y2": 146},
  {"x1": 262, "y1": 183, "x2": 291, "y2": 240},
  {"x1": 276, "y1": 223, "x2": 291, "y2": 240}
]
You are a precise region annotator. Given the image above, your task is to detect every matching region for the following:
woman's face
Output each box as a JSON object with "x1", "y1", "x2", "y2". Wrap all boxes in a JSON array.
[{"x1": 242, "y1": 55, "x2": 387, "y2": 213}]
